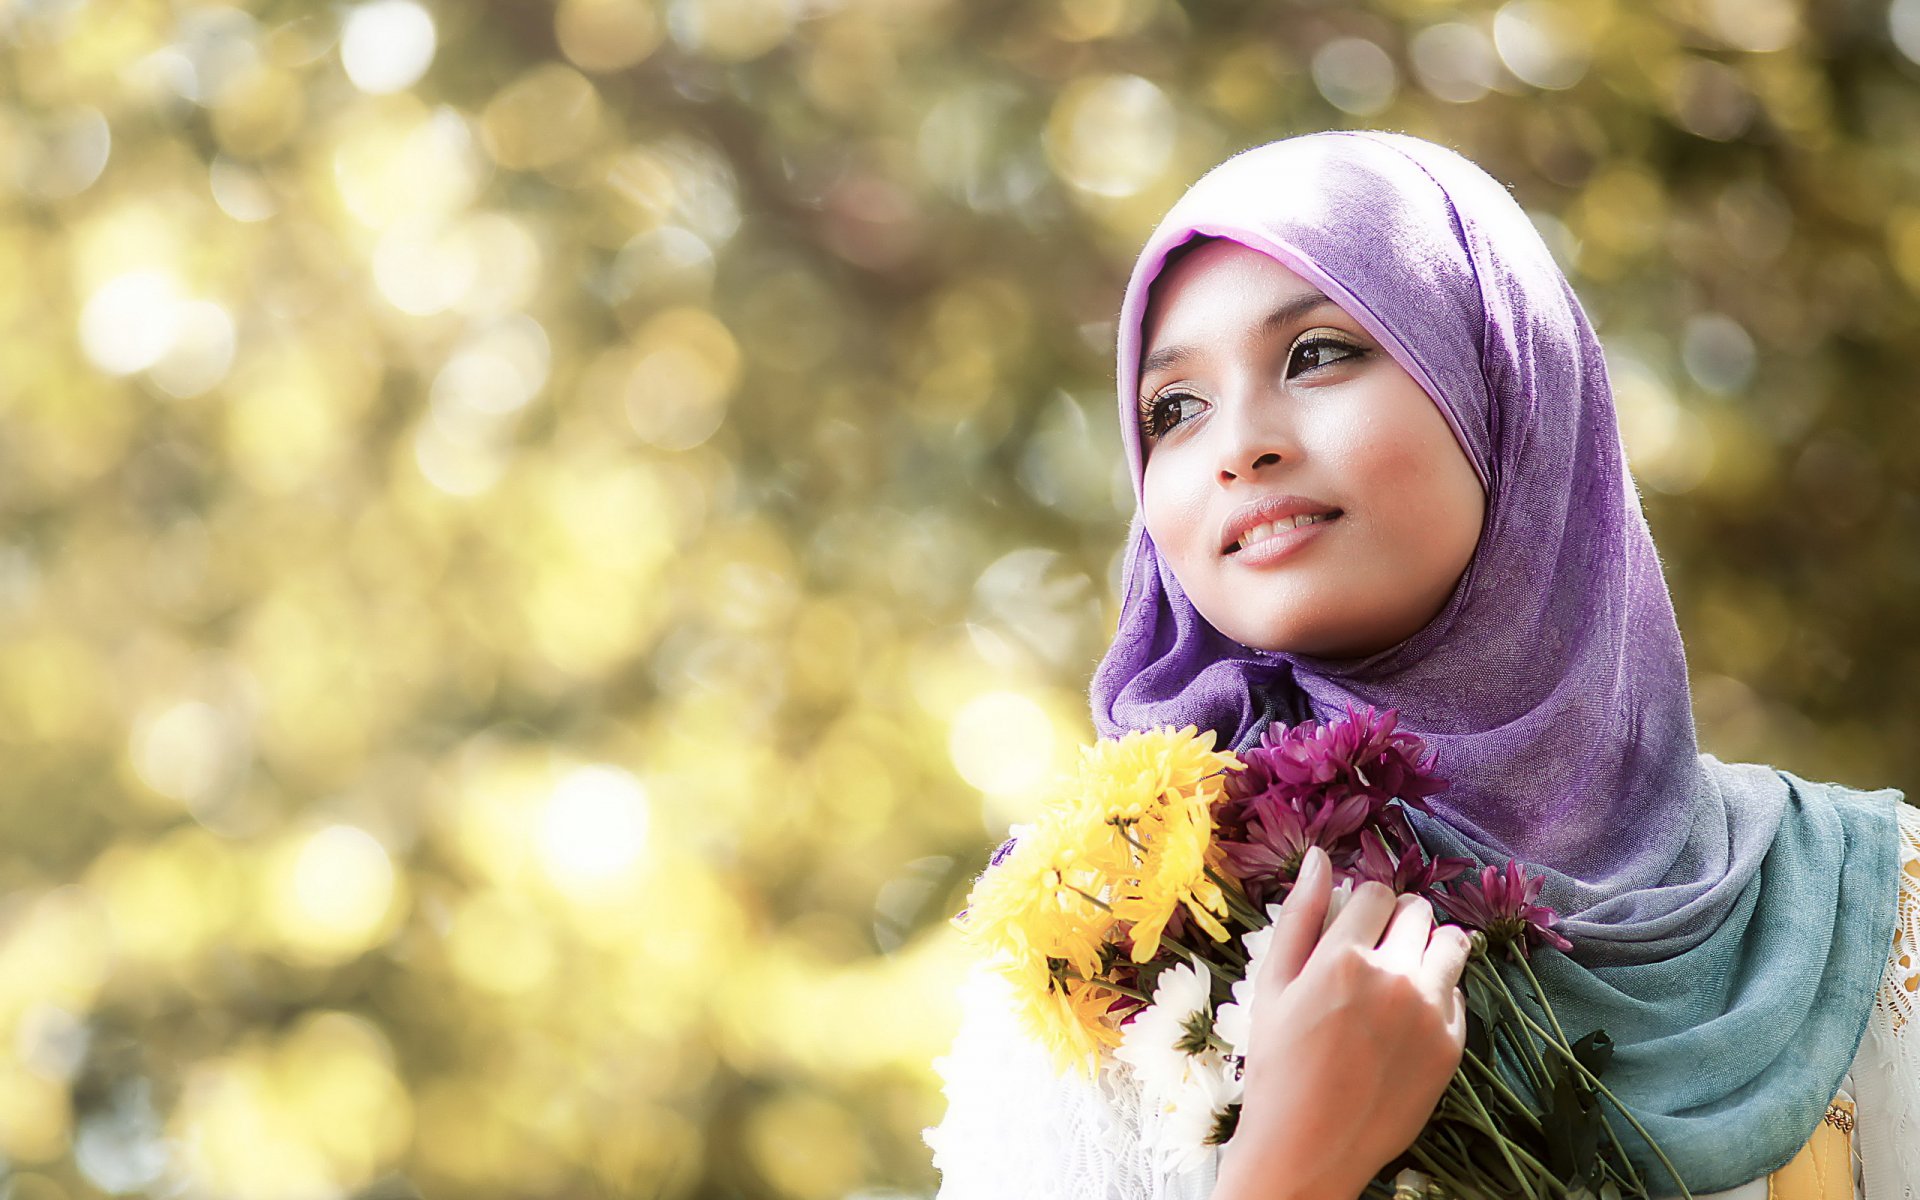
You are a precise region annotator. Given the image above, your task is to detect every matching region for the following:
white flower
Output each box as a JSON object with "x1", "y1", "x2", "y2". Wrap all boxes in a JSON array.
[
  {"x1": 1321, "y1": 875, "x2": 1358, "y2": 933},
  {"x1": 1214, "y1": 880, "x2": 1358, "y2": 1059},
  {"x1": 1211, "y1": 903, "x2": 1278, "y2": 1060},
  {"x1": 1153, "y1": 1048, "x2": 1245, "y2": 1174},
  {"x1": 1114, "y1": 955, "x2": 1213, "y2": 1096}
]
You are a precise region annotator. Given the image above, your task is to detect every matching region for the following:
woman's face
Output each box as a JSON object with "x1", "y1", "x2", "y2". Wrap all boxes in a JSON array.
[{"x1": 1137, "y1": 238, "x2": 1487, "y2": 659}]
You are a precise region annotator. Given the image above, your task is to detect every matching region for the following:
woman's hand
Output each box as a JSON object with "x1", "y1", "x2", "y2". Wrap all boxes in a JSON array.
[{"x1": 1212, "y1": 845, "x2": 1471, "y2": 1200}]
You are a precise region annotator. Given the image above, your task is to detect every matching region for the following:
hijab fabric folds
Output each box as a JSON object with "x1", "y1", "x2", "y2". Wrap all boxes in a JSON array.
[{"x1": 1088, "y1": 131, "x2": 1902, "y2": 1192}]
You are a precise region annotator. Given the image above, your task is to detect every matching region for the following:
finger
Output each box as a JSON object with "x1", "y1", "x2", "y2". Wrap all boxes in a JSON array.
[
  {"x1": 1444, "y1": 986, "x2": 1467, "y2": 1050},
  {"x1": 1417, "y1": 923, "x2": 1473, "y2": 1006},
  {"x1": 1261, "y1": 846, "x2": 1333, "y2": 990},
  {"x1": 1374, "y1": 893, "x2": 1436, "y2": 965},
  {"x1": 1319, "y1": 878, "x2": 1398, "y2": 952}
]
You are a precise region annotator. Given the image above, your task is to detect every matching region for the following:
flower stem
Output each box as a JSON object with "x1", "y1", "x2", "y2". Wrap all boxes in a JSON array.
[
  {"x1": 1163, "y1": 923, "x2": 1248, "y2": 967},
  {"x1": 1492, "y1": 1018, "x2": 1550, "y2": 1107},
  {"x1": 1457, "y1": 1048, "x2": 1542, "y2": 1135},
  {"x1": 1501, "y1": 996, "x2": 1692, "y2": 1200},
  {"x1": 1064, "y1": 883, "x2": 1115, "y2": 913},
  {"x1": 1473, "y1": 960, "x2": 1551, "y2": 1099},
  {"x1": 1430, "y1": 1095, "x2": 1562, "y2": 1195},
  {"x1": 1210, "y1": 928, "x2": 1251, "y2": 965},
  {"x1": 1449, "y1": 1061, "x2": 1535, "y2": 1189},
  {"x1": 1403, "y1": 1142, "x2": 1475, "y2": 1198},
  {"x1": 1509, "y1": 951, "x2": 1654, "y2": 1199},
  {"x1": 1203, "y1": 864, "x2": 1269, "y2": 928},
  {"x1": 1508, "y1": 947, "x2": 1570, "y2": 1045},
  {"x1": 1158, "y1": 931, "x2": 1243, "y2": 985}
]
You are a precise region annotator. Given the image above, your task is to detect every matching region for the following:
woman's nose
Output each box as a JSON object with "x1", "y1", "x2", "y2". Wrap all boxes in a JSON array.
[
  {"x1": 1214, "y1": 399, "x2": 1294, "y2": 482},
  {"x1": 1222, "y1": 450, "x2": 1283, "y2": 481}
]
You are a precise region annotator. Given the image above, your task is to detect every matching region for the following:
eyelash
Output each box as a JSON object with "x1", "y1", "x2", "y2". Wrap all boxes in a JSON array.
[{"x1": 1137, "y1": 336, "x2": 1368, "y2": 439}]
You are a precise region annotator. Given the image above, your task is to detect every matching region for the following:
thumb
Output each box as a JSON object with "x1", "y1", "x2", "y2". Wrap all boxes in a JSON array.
[{"x1": 1260, "y1": 845, "x2": 1333, "y2": 991}]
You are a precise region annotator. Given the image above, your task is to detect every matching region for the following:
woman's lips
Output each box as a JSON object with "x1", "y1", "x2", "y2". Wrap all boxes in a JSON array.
[{"x1": 1226, "y1": 512, "x2": 1342, "y2": 565}]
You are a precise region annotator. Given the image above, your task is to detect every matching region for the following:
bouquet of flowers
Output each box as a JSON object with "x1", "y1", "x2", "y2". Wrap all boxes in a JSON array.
[{"x1": 954, "y1": 704, "x2": 1689, "y2": 1200}]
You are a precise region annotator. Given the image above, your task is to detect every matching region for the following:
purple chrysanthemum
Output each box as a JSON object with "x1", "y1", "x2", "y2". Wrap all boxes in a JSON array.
[
  {"x1": 1214, "y1": 704, "x2": 1449, "y2": 898},
  {"x1": 1351, "y1": 825, "x2": 1474, "y2": 895},
  {"x1": 1228, "y1": 702, "x2": 1445, "y2": 813},
  {"x1": 1215, "y1": 793, "x2": 1376, "y2": 906},
  {"x1": 1432, "y1": 859, "x2": 1573, "y2": 957}
]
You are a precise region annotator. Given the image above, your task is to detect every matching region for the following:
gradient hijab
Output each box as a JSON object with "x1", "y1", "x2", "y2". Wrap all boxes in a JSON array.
[{"x1": 1089, "y1": 130, "x2": 1902, "y2": 1192}]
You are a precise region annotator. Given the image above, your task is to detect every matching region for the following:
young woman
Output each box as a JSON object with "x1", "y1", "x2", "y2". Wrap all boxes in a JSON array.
[{"x1": 925, "y1": 131, "x2": 1920, "y2": 1199}]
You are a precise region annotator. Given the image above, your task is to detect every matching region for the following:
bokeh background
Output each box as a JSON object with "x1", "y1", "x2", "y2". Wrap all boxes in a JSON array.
[{"x1": 2, "y1": 0, "x2": 1918, "y2": 1196}]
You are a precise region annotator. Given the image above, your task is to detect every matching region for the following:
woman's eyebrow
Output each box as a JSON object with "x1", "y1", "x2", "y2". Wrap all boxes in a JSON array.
[{"x1": 1137, "y1": 290, "x2": 1339, "y2": 381}]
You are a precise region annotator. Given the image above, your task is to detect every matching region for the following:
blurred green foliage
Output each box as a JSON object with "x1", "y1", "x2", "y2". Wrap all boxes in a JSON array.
[{"x1": 0, "y1": 0, "x2": 1916, "y2": 1196}]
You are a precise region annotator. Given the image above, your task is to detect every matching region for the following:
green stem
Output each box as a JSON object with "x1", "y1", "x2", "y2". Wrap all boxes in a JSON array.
[
  {"x1": 1430, "y1": 1101, "x2": 1561, "y2": 1195},
  {"x1": 1162, "y1": 924, "x2": 1247, "y2": 967},
  {"x1": 1211, "y1": 928, "x2": 1251, "y2": 965},
  {"x1": 1458, "y1": 1048, "x2": 1543, "y2": 1135},
  {"x1": 1508, "y1": 951, "x2": 1651, "y2": 1198},
  {"x1": 1426, "y1": 1121, "x2": 1470, "y2": 1175},
  {"x1": 1158, "y1": 930, "x2": 1244, "y2": 985},
  {"x1": 1433, "y1": 1121, "x2": 1482, "y2": 1172},
  {"x1": 1478, "y1": 1130, "x2": 1563, "y2": 1194},
  {"x1": 1451, "y1": 1062, "x2": 1535, "y2": 1190},
  {"x1": 1502, "y1": 1000, "x2": 1691, "y2": 1200},
  {"x1": 1404, "y1": 1142, "x2": 1476, "y2": 1198},
  {"x1": 1474, "y1": 960, "x2": 1551, "y2": 1099},
  {"x1": 1493, "y1": 1018, "x2": 1551, "y2": 1107},
  {"x1": 1508, "y1": 947, "x2": 1570, "y2": 1045},
  {"x1": 1203, "y1": 864, "x2": 1269, "y2": 928}
]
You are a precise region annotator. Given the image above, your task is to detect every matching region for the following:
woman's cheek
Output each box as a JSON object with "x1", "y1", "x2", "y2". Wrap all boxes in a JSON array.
[{"x1": 1145, "y1": 465, "x2": 1214, "y2": 567}]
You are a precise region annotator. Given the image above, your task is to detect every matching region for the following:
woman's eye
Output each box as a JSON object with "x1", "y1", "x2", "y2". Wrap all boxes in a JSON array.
[
  {"x1": 1286, "y1": 335, "x2": 1365, "y2": 378},
  {"x1": 1140, "y1": 392, "x2": 1205, "y2": 438}
]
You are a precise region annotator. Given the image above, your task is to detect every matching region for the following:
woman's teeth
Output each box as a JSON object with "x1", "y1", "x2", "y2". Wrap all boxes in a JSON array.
[{"x1": 1232, "y1": 512, "x2": 1337, "y2": 553}]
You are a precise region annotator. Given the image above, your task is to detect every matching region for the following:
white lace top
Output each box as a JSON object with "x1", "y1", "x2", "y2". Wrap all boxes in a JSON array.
[{"x1": 924, "y1": 801, "x2": 1920, "y2": 1200}]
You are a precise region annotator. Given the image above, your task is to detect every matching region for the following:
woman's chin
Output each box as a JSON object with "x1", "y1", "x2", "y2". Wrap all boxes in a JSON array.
[{"x1": 1225, "y1": 612, "x2": 1409, "y2": 660}]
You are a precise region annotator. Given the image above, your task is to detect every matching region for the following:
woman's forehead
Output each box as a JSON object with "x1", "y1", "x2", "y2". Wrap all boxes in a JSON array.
[
  {"x1": 1145, "y1": 238, "x2": 1315, "y2": 314},
  {"x1": 1139, "y1": 238, "x2": 1345, "y2": 364}
]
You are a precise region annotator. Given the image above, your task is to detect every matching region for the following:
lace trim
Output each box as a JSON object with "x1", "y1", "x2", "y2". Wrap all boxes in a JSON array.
[
  {"x1": 924, "y1": 965, "x2": 1171, "y2": 1200},
  {"x1": 1856, "y1": 801, "x2": 1920, "y2": 1200}
]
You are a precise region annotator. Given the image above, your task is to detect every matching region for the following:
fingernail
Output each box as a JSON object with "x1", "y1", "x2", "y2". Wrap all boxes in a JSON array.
[{"x1": 1302, "y1": 845, "x2": 1327, "y2": 882}]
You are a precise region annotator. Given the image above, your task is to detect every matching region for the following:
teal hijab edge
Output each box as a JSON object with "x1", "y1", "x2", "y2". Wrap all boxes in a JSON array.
[
  {"x1": 1723, "y1": 770, "x2": 1902, "y2": 1191},
  {"x1": 1477, "y1": 765, "x2": 1904, "y2": 1195}
]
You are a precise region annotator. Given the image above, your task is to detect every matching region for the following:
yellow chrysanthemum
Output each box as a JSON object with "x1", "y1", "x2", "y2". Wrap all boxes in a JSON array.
[
  {"x1": 1062, "y1": 725, "x2": 1237, "y2": 832},
  {"x1": 956, "y1": 819, "x2": 1113, "y2": 982},
  {"x1": 954, "y1": 725, "x2": 1243, "y2": 1075},
  {"x1": 1114, "y1": 793, "x2": 1231, "y2": 961},
  {"x1": 1027, "y1": 974, "x2": 1127, "y2": 1080},
  {"x1": 955, "y1": 825, "x2": 1128, "y2": 1078},
  {"x1": 1071, "y1": 727, "x2": 1239, "y2": 962}
]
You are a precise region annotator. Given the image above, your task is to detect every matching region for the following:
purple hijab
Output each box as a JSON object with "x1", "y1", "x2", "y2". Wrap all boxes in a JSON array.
[{"x1": 1088, "y1": 131, "x2": 1901, "y2": 1190}]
